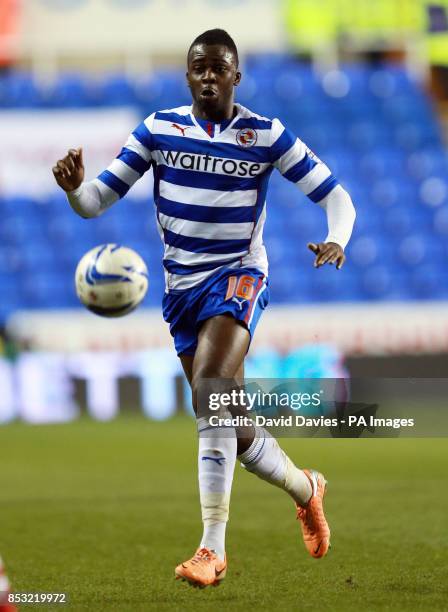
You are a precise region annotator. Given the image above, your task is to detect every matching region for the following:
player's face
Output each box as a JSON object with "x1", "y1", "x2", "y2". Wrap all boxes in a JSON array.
[{"x1": 187, "y1": 44, "x2": 241, "y2": 114}]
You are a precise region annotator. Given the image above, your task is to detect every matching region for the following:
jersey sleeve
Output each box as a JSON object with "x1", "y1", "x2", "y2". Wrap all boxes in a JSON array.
[
  {"x1": 66, "y1": 115, "x2": 155, "y2": 218},
  {"x1": 270, "y1": 118, "x2": 338, "y2": 203},
  {"x1": 94, "y1": 114, "x2": 155, "y2": 201}
]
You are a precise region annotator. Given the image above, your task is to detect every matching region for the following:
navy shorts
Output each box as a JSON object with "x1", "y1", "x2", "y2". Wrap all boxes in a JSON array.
[{"x1": 162, "y1": 266, "x2": 269, "y2": 356}]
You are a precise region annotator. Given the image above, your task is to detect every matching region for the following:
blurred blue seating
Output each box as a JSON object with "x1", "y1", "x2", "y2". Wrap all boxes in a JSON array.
[
  {"x1": 410, "y1": 264, "x2": 448, "y2": 299},
  {"x1": 0, "y1": 273, "x2": 22, "y2": 321},
  {"x1": 350, "y1": 236, "x2": 382, "y2": 267},
  {"x1": 360, "y1": 265, "x2": 410, "y2": 301},
  {"x1": 20, "y1": 242, "x2": 58, "y2": 271},
  {"x1": 98, "y1": 74, "x2": 137, "y2": 106},
  {"x1": 358, "y1": 150, "x2": 406, "y2": 180},
  {"x1": 39, "y1": 73, "x2": 95, "y2": 108},
  {"x1": 0, "y1": 60, "x2": 447, "y2": 320},
  {"x1": 309, "y1": 268, "x2": 360, "y2": 302},
  {"x1": 407, "y1": 148, "x2": 448, "y2": 181},
  {"x1": 433, "y1": 206, "x2": 448, "y2": 236},
  {"x1": 20, "y1": 272, "x2": 75, "y2": 308},
  {"x1": 0, "y1": 72, "x2": 41, "y2": 107},
  {"x1": 134, "y1": 70, "x2": 190, "y2": 111}
]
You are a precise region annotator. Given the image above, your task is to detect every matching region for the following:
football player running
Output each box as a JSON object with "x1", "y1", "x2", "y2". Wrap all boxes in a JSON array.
[{"x1": 53, "y1": 29, "x2": 356, "y2": 588}]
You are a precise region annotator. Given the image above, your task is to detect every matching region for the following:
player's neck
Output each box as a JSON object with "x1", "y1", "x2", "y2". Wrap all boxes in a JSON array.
[{"x1": 192, "y1": 101, "x2": 236, "y2": 124}]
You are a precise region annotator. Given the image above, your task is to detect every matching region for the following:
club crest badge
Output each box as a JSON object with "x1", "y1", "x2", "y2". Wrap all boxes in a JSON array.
[{"x1": 236, "y1": 128, "x2": 258, "y2": 148}]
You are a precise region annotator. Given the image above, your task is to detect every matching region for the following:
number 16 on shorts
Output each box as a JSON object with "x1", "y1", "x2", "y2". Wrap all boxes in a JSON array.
[
  {"x1": 225, "y1": 274, "x2": 256, "y2": 302},
  {"x1": 224, "y1": 272, "x2": 268, "y2": 331}
]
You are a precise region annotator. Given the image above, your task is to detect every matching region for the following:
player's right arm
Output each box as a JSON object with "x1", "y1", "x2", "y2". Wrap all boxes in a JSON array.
[
  {"x1": 52, "y1": 147, "x2": 103, "y2": 218},
  {"x1": 52, "y1": 117, "x2": 154, "y2": 218}
]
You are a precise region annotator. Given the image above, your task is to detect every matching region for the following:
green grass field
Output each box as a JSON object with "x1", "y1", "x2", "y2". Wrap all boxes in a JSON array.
[{"x1": 0, "y1": 416, "x2": 447, "y2": 611}]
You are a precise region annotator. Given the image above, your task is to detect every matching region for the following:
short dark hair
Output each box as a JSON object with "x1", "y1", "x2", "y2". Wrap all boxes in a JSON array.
[{"x1": 188, "y1": 29, "x2": 239, "y2": 66}]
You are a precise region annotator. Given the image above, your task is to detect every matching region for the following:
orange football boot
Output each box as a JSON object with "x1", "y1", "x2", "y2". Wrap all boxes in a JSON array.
[
  {"x1": 175, "y1": 547, "x2": 227, "y2": 587},
  {"x1": 296, "y1": 469, "x2": 331, "y2": 558}
]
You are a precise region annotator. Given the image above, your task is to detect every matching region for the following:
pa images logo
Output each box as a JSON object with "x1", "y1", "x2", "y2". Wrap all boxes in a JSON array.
[{"x1": 236, "y1": 128, "x2": 257, "y2": 148}]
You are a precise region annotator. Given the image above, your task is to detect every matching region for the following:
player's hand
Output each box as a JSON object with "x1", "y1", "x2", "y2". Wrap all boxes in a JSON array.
[
  {"x1": 52, "y1": 147, "x2": 84, "y2": 192},
  {"x1": 307, "y1": 242, "x2": 346, "y2": 269}
]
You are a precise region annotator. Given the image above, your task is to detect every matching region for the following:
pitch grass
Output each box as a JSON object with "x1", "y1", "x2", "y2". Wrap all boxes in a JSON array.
[{"x1": 0, "y1": 416, "x2": 447, "y2": 611}]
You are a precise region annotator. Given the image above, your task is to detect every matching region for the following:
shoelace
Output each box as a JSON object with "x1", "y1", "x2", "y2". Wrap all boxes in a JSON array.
[
  {"x1": 296, "y1": 506, "x2": 307, "y2": 521},
  {"x1": 190, "y1": 548, "x2": 214, "y2": 565},
  {"x1": 297, "y1": 499, "x2": 326, "y2": 531}
]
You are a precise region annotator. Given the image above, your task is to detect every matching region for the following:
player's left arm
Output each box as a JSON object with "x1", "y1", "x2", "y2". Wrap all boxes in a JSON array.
[
  {"x1": 307, "y1": 185, "x2": 356, "y2": 269},
  {"x1": 270, "y1": 119, "x2": 356, "y2": 270}
]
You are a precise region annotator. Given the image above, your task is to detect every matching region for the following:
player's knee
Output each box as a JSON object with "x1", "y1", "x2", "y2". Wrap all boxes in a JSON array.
[
  {"x1": 236, "y1": 435, "x2": 254, "y2": 455},
  {"x1": 191, "y1": 366, "x2": 229, "y2": 395}
]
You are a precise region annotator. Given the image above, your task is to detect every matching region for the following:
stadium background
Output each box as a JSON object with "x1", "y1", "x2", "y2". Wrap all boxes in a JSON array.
[{"x1": 0, "y1": 2, "x2": 447, "y2": 610}]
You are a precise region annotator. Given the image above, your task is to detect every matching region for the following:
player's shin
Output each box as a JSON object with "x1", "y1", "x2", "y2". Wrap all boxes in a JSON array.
[
  {"x1": 197, "y1": 417, "x2": 237, "y2": 561},
  {"x1": 238, "y1": 426, "x2": 312, "y2": 505}
]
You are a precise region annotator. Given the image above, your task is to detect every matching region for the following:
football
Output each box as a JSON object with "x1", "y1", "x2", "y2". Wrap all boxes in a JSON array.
[{"x1": 75, "y1": 244, "x2": 148, "y2": 317}]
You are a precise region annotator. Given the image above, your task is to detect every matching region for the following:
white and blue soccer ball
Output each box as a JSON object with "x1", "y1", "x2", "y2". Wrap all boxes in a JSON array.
[{"x1": 75, "y1": 244, "x2": 148, "y2": 317}]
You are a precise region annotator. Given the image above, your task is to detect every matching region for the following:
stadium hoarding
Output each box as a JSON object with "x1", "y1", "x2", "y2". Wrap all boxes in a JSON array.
[
  {"x1": 0, "y1": 108, "x2": 152, "y2": 197},
  {"x1": 2, "y1": 351, "x2": 448, "y2": 435},
  {"x1": 6, "y1": 302, "x2": 448, "y2": 355},
  {"x1": 0, "y1": 348, "x2": 182, "y2": 424},
  {"x1": 0, "y1": 345, "x2": 344, "y2": 423}
]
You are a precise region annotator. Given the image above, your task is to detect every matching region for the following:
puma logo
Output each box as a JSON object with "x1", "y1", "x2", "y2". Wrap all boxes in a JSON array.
[
  {"x1": 202, "y1": 456, "x2": 226, "y2": 466},
  {"x1": 231, "y1": 297, "x2": 245, "y2": 310},
  {"x1": 172, "y1": 123, "x2": 189, "y2": 136}
]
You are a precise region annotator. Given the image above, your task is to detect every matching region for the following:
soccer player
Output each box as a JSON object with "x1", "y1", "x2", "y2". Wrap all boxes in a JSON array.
[
  {"x1": 52, "y1": 29, "x2": 356, "y2": 588},
  {"x1": 0, "y1": 555, "x2": 17, "y2": 612}
]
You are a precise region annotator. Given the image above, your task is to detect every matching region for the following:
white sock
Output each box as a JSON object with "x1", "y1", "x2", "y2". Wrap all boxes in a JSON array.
[
  {"x1": 197, "y1": 417, "x2": 237, "y2": 561},
  {"x1": 239, "y1": 426, "x2": 312, "y2": 506}
]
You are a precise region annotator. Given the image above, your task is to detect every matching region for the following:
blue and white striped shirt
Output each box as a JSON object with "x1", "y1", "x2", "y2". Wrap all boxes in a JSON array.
[{"x1": 92, "y1": 103, "x2": 339, "y2": 291}]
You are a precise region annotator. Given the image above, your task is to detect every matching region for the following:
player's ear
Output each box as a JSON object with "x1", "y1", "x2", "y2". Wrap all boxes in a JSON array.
[
  {"x1": 185, "y1": 71, "x2": 191, "y2": 89},
  {"x1": 234, "y1": 71, "x2": 241, "y2": 87}
]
